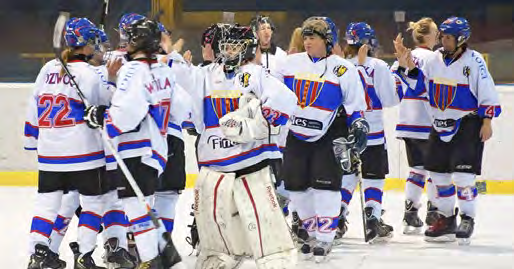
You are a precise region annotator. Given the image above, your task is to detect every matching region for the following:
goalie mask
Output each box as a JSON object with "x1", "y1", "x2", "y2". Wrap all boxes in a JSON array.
[
  {"x1": 125, "y1": 18, "x2": 161, "y2": 56},
  {"x1": 201, "y1": 23, "x2": 232, "y2": 61},
  {"x1": 219, "y1": 25, "x2": 258, "y2": 73}
]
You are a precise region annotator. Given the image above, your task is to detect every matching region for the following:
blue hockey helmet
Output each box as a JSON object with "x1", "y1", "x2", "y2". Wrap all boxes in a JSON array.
[
  {"x1": 345, "y1": 22, "x2": 378, "y2": 48},
  {"x1": 64, "y1": 18, "x2": 99, "y2": 47},
  {"x1": 302, "y1": 16, "x2": 339, "y2": 53},
  {"x1": 439, "y1": 16, "x2": 471, "y2": 47}
]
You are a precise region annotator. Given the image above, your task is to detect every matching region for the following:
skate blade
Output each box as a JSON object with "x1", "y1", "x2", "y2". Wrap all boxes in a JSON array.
[
  {"x1": 333, "y1": 238, "x2": 344, "y2": 246},
  {"x1": 424, "y1": 234, "x2": 456, "y2": 243},
  {"x1": 403, "y1": 225, "x2": 423, "y2": 235},
  {"x1": 300, "y1": 252, "x2": 313, "y2": 261},
  {"x1": 457, "y1": 238, "x2": 471, "y2": 246},
  {"x1": 171, "y1": 261, "x2": 188, "y2": 269},
  {"x1": 368, "y1": 234, "x2": 393, "y2": 244},
  {"x1": 314, "y1": 255, "x2": 329, "y2": 263}
]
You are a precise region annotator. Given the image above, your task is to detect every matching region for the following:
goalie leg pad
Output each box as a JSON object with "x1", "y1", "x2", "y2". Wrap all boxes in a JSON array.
[
  {"x1": 255, "y1": 248, "x2": 298, "y2": 269},
  {"x1": 233, "y1": 166, "x2": 296, "y2": 263},
  {"x1": 195, "y1": 249, "x2": 244, "y2": 269},
  {"x1": 194, "y1": 167, "x2": 251, "y2": 258}
]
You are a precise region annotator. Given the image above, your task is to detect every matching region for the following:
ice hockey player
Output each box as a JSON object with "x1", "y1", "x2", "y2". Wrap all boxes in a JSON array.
[
  {"x1": 189, "y1": 24, "x2": 298, "y2": 269},
  {"x1": 46, "y1": 27, "x2": 135, "y2": 269},
  {"x1": 83, "y1": 18, "x2": 183, "y2": 268},
  {"x1": 250, "y1": 15, "x2": 287, "y2": 77},
  {"x1": 391, "y1": 17, "x2": 440, "y2": 234},
  {"x1": 394, "y1": 16, "x2": 501, "y2": 245},
  {"x1": 337, "y1": 22, "x2": 399, "y2": 243},
  {"x1": 25, "y1": 17, "x2": 110, "y2": 269},
  {"x1": 276, "y1": 17, "x2": 367, "y2": 261}
]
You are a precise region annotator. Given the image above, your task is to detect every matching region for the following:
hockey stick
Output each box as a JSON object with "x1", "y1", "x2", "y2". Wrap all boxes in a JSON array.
[
  {"x1": 335, "y1": 136, "x2": 368, "y2": 242},
  {"x1": 53, "y1": 12, "x2": 160, "y2": 228},
  {"x1": 99, "y1": 0, "x2": 109, "y2": 31}
]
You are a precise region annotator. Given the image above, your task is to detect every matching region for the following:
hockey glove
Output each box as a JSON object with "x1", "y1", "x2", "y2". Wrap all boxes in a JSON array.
[
  {"x1": 333, "y1": 137, "x2": 353, "y2": 172},
  {"x1": 350, "y1": 118, "x2": 370, "y2": 154},
  {"x1": 84, "y1": 105, "x2": 107, "y2": 129}
]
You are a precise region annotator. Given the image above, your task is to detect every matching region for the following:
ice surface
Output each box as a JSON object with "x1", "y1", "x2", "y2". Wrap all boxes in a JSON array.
[{"x1": 1, "y1": 187, "x2": 513, "y2": 269}]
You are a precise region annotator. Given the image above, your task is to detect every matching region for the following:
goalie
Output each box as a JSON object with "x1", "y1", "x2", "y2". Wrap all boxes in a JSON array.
[{"x1": 188, "y1": 24, "x2": 298, "y2": 269}]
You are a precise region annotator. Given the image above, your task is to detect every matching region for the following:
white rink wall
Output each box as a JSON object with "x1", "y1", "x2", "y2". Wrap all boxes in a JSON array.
[{"x1": 0, "y1": 83, "x2": 512, "y2": 181}]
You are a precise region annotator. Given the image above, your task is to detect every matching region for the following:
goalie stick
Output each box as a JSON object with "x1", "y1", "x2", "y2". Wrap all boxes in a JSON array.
[{"x1": 52, "y1": 12, "x2": 161, "y2": 228}]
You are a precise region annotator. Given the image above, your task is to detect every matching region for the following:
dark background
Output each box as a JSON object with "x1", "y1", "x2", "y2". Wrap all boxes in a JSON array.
[{"x1": 1, "y1": 0, "x2": 512, "y2": 82}]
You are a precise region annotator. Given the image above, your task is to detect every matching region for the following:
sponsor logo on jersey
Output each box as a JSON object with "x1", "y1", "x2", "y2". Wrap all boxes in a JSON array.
[
  {"x1": 291, "y1": 116, "x2": 323, "y2": 130},
  {"x1": 207, "y1": 135, "x2": 238, "y2": 149},
  {"x1": 239, "y1": 72, "x2": 251, "y2": 87},
  {"x1": 333, "y1": 65, "x2": 347, "y2": 77},
  {"x1": 434, "y1": 118, "x2": 456, "y2": 128}
]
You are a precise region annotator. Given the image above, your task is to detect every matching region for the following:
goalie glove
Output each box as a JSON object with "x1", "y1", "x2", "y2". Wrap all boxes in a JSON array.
[
  {"x1": 349, "y1": 118, "x2": 370, "y2": 154},
  {"x1": 219, "y1": 98, "x2": 269, "y2": 143},
  {"x1": 84, "y1": 105, "x2": 107, "y2": 129}
]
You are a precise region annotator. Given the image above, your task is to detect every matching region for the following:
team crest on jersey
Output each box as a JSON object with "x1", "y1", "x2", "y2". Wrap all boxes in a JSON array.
[
  {"x1": 432, "y1": 78, "x2": 458, "y2": 111},
  {"x1": 463, "y1": 66, "x2": 470, "y2": 78},
  {"x1": 333, "y1": 65, "x2": 348, "y2": 77},
  {"x1": 292, "y1": 73, "x2": 325, "y2": 109},
  {"x1": 239, "y1": 72, "x2": 251, "y2": 87}
]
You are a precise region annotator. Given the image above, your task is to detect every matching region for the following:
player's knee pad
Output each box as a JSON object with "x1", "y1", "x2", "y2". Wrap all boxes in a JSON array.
[
  {"x1": 233, "y1": 166, "x2": 296, "y2": 260},
  {"x1": 255, "y1": 248, "x2": 298, "y2": 269},
  {"x1": 195, "y1": 249, "x2": 243, "y2": 269},
  {"x1": 452, "y1": 172, "x2": 477, "y2": 201},
  {"x1": 194, "y1": 167, "x2": 251, "y2": 256}
]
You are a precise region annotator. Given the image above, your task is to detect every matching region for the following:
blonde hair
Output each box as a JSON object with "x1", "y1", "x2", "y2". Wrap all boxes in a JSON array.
[
  {"x1": 288, "y1": 27, "x2": 305, "y2": 53},
  {"x1": 407, "y1": 17, "x2": 437, "y2": 45},
  {"x1": 60, "y1": 48, "x2": 74, "y2": 76}
]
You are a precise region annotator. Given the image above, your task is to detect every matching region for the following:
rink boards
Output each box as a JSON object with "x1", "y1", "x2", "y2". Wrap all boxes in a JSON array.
[{"x1": 0, "y1": 83, "x2": 513, "y2": 194}]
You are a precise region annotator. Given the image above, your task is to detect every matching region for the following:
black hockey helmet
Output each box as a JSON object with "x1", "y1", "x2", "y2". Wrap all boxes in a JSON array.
[
  {"x1": 125, "y1": 18, "x2": 161, "y2": 55},
  {"x1": 219, "y1": 25, "x2": 258, "y2": 72}
]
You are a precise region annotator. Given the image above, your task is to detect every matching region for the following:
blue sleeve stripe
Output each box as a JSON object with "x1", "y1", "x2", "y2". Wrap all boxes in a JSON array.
[{"x1": 24, "y1": 122, "x2": 39, "y2": 138}]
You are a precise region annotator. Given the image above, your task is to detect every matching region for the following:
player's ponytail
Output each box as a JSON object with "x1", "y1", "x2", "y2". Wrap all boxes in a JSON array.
[
  {"x1": 407, "y1": 17, "x2": 437, "y2": 46},
  {"x1": 288, "y1": 27, "x2": 305, "y2": 54},
  {"x1": 60, "y1": 48, "x2": 73, "y2": 76}
]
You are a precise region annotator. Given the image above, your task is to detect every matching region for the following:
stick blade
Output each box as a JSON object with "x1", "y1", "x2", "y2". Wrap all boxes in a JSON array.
[{"x1": 53, "y1": 12, "x2": 70, "y2": 50}]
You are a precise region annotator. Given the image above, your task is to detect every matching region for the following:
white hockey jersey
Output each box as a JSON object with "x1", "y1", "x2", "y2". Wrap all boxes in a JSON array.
[
  {"x1": 348, "y1": 56, "x2": 399, "y2": 146},
  {"x1": 392, "y1": 47, "x2": 435, "y2": 140},
  {"x1": 157, "y1": 52, "x2": 196, "y2": 140},
  {"x1": 260, "y1": 45, "x2": 287, "y2": 79},
  {"x1": 105, "y1": 59, "x2": 180, "y2": 175},
  {"x1": 276, "y1": 52, "x2": 367, "y2": 142},
  {"x1": 190, "y1": 62, "x2": 297, "y2": 172},
  {"x1": 399, "y1": 48, "x2": 501, "y2": 142},
  {"x1": 24, "y1": 59, "x2": 106, "y2": 172}
]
